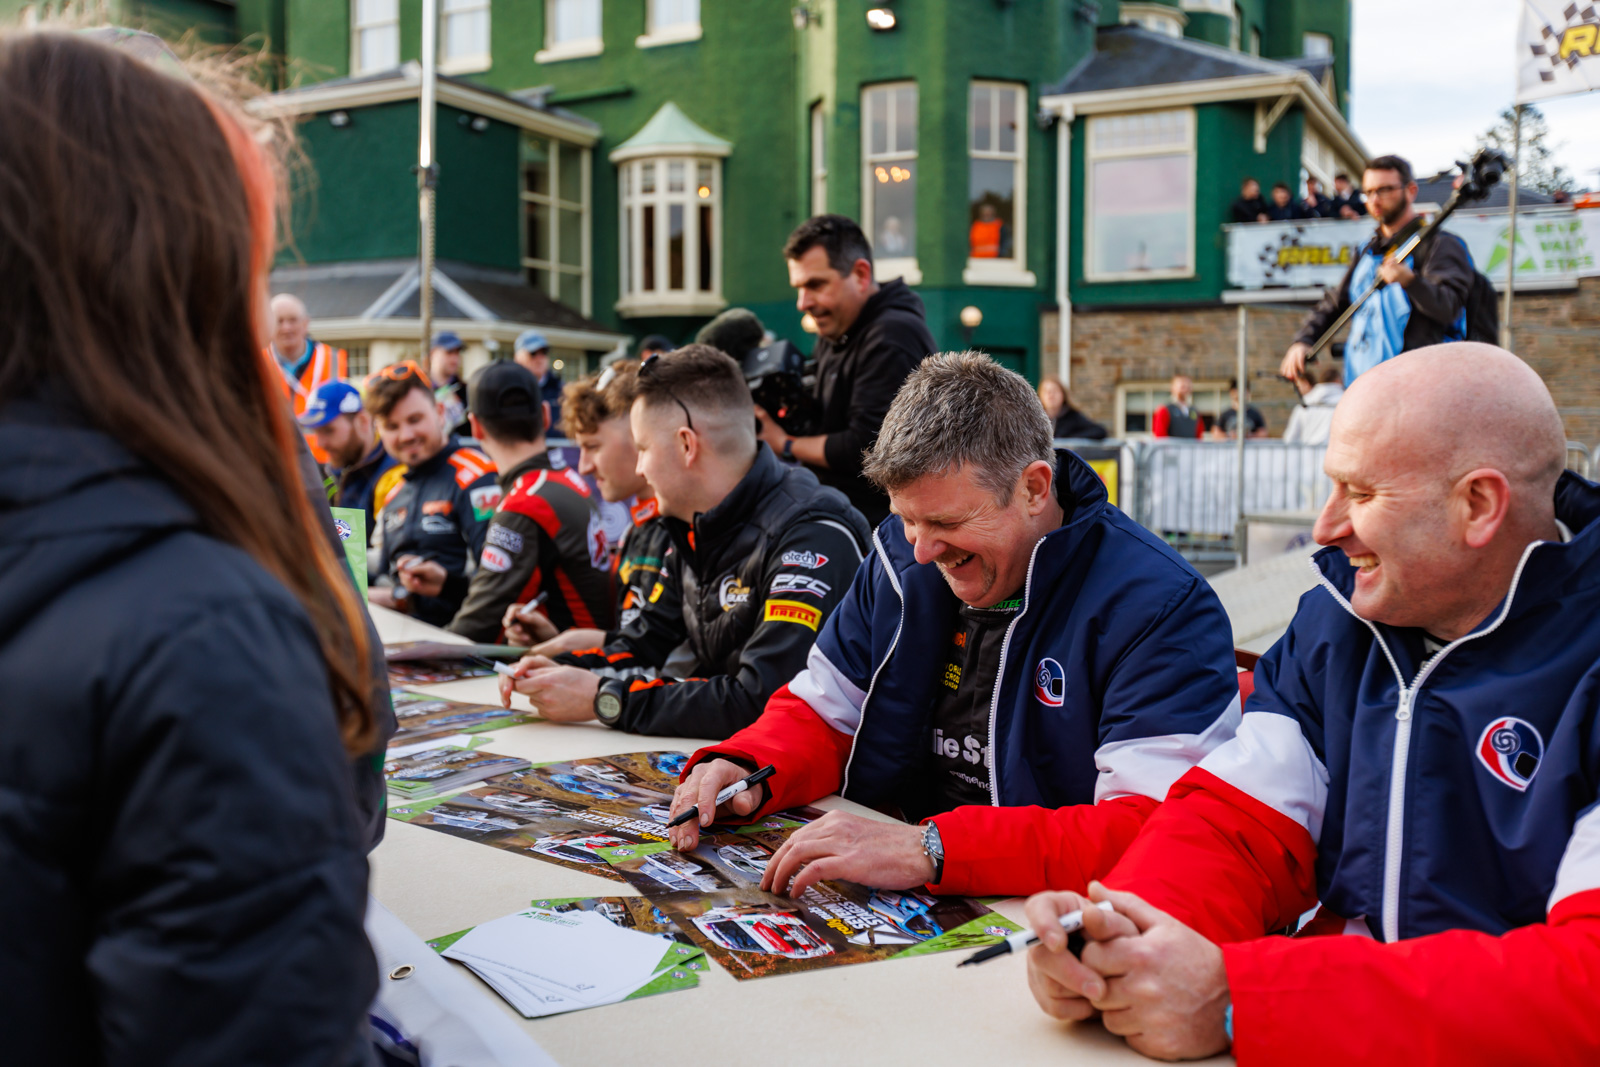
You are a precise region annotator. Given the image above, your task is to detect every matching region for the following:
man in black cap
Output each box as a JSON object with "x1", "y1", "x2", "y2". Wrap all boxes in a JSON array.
[{"x1": 444, "y1": 361, "x2": 616, "y2": 642}]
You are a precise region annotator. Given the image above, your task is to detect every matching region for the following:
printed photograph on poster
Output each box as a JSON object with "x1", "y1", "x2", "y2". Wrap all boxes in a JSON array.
[
  {"x1": 383, "y1": 746, "x2": 530, "y2": 799},
  {"x1": 525, "y1": 895, "x2": 698, "y2": 946},
  {"x1": 489, "y1": 757, "x2": 675, "y2": 814},
  {"x1": 389, "y1": 689, "x2": 533, "y2": 744}
]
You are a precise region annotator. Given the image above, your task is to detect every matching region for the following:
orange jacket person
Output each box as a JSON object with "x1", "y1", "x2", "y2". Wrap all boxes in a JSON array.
[{"x1": 266, "y1": 293, "x2": 347, "y2": 461}]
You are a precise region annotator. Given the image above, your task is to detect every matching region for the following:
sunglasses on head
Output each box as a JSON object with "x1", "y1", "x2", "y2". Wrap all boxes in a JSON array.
[
  {"x1": 364, "y1": 360, "x2": 435, "y2": 392},
  {"x1": 639, "y1": 353, "x2": 694, "y2": 432}
]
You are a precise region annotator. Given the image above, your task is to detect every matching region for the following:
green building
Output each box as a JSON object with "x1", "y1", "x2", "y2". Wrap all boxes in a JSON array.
[{"x1": 7, "y1": 0, "x2": 1364, "y2": 405}]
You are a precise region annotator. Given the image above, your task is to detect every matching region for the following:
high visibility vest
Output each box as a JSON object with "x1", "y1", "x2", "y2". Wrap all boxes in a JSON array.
[
  {"x1": 267, "y1": 340, "x2": 348, "y2": 463},
  {"x1": 969, "y1": 218, "x2": 1004, "y2": 259}
]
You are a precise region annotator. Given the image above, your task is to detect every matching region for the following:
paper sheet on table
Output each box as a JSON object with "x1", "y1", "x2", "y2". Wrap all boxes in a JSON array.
[{"x1": 442, "y1": 908, "x2": 672, "y2": 1017}]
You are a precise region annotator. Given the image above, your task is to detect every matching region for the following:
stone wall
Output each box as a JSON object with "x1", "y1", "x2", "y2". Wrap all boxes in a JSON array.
[{"x1": 1041, "y1": 277, "x2": 1600, "y2": 446}]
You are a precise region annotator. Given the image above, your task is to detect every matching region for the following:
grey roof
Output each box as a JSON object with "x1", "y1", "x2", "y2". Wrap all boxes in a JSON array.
[
  {"x1": 268, "y1": 258, "x2": 617, "y2": 336},
  {"x1": 273, "y1": 64, "x2": 600, "y2": 135},
  {"x1": 1415, "y1": 171, "x2": 1555, "y2": 210},
  {"x1": 1045, "y1": 24, "x2": 1317, "y2": 96}
]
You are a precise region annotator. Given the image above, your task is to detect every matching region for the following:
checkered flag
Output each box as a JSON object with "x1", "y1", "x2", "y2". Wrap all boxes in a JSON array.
[{"x1": 1520, "y1": 0, "x2": 1600, "y2": 101}]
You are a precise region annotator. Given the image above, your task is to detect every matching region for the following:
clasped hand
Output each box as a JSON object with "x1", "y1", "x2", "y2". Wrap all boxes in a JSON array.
[{"x1": 1025, "y1": 882, "x2": 1231, "y2": 1062}]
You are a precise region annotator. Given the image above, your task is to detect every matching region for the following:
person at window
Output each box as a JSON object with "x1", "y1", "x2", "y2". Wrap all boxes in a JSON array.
[
  {"x1": 1298, "y1": 176, "x2": 1337, "y2": 219},
  {"x1": 1038, "y1": 376, "x2": 1107, "y2": 440},
  {"x1": 1331, "y1": 172, "x2": 1365, "y2": 219},
  {"x1": 756, "y1": 214, "x2": 937, "y2": 526},
  {"x1": 299, "y1": 379, "x2": 401, "y2": 539},
  {"x1": 0, "y1": 29, "x2": 377, "y2": 1062},
  {"x1": 512, "y1": 329, "x2": 564, "y2": 435},
  {"x1": 637, "y1": 333, "x2": 675, "y2": 359},
  {"x1": 499, "y1": 345, "x2": 872, "y2": 739},
  {"x1": 1282, "y1": 366, "x2": 1345, "y2": 445},
  {"x1": 265, "y1": 292, "x2": 347, "y2": 462},
  {"x1": 1212, "y1": 377, "x2": 1268, "y2": 439},
  {"x1": 1230, "y1": 177, "x2": 1269, "y2": 224},
  {"x1": 1265, "y1": 182, "x2": 1300, "y2": 221},
  {"x1": 428, "y1": 329, "x2": 469, "y2": 436},
  {"x1": 969, "y1": 201, "x2": 1010, "y2": 259},
  {"x1": 443, "y1": 362, "x2": 613, "y2": 642},
  {"x1": 878, "y1": 215, "x2": 910, "y2": 255},
  {"x1": 364, "y1": 363, "x2": 501, "y2": 625},
  {"x1": 1151, "y1": 375, "x2": 1204, "y2": 438},
  {"x1": 1280, "y1": 154, "x2": 1474, "y2": 386},
  {"x1": 1020, "y1": 345, "x2": 1600, "y2": 1066},
  {"x1": 666, "y1": 353, "x2": 1239, "y2": 899}
]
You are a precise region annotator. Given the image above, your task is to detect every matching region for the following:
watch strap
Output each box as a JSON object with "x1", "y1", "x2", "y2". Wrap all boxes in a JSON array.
[{"x1": 921, "y1": 821, "x2": 945, "y2": 884}]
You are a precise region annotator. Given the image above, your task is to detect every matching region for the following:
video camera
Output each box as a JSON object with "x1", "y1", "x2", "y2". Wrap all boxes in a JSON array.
[
  {"x1": 695, "y1": 308, "x2": 823, "y2": 437},
  {"x1": 1457, "y1": 147, "x2": 1512, "y2": 203}
]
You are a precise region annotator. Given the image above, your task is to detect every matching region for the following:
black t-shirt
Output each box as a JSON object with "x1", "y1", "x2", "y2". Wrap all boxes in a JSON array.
[
  {"x1": 923, "y1": 593, "x2": 1021, "y2": 816},
  {"x1": 1218, "y1": 406, "x2": 1266, "y2": 436}
]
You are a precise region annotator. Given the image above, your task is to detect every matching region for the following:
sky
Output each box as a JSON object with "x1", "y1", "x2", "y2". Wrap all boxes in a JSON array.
[{"x1": 1348, "y1": 0, "x2": 1600, "y2": 189}]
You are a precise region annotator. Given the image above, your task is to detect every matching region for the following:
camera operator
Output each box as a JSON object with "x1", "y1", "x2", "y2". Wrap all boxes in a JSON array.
[
  {"x1": 1280, "y1": 154, "x2": 1474, "y2": 385},
  {"x1": 759, "y1": 215, "x2": 935, "y2": 526}
]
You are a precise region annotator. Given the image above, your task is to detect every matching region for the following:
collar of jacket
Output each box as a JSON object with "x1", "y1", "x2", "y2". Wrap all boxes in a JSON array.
[
  {"x1": 497, "y1": 449, "x2": 553, "y2": 490},
  {"x1": 1313, "y1": 468, "x2": 1600, "y2": 636},
  {"x1": 403, "y1": 434, "x2": 465, "y2": 480},
  {"x1": 340, "y1": 441, "x2": 390, "y2": 479},
  {"x1": 832, "y1": 277, "x2": 916, "y2": 349},
  {"x1": 875, "y1": 448, "x2": 1106, "y2": 590},
  {"x1": 681, "y1": 443, "x2": 783, "y2": 560}
]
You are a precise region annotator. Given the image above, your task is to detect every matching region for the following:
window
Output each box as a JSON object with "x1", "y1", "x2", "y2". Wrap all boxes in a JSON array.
[
  {"x1": 1249, "y1": 28, "x2": 1260, "y2": 55},
  {"x1": 1119, "y1": 3, "x2": 1184, "y2": 37},
  {"x1": 541, "y1": 0, "x2": 602, "y2": 61},
  {"x1": 1229, "y1": 5, "x2": 1241, "y2": 51},
  {"x1": 1084, "y1": 109, "x2": 1196, "y2": 282},
  {"x1": 617, "y1": 157, "x2": 723, "y2": 315},
  {"x1": 966, "y1": 81, "x2": 1033, "y2": 286},
  {"x1": 1303, "y1": 32, "x2": 1333, "y2": 58},
  {"x1": 352, "y1": 0, "x2": 400, "y2": 75},
  {"x1": 810, "y1": 102, "x2": 828, "y2": 216},
  {"x1": 522, "y1": 134, "x2": 591, "y2": 314},
  {"x1": 1302, "y1": 129, "x2": 1337, "y2": 188},
  {"x1": 1117, "y1": 381, "x2": 1227, "y2": 437},
  {"x1": 639, "y1": 0, "x2": 701, "y2": 46},
  {"x1": 441, "y1": 0, "x2": 491, "y2": 72},
  {"x1": 345, "y1": 346, "x2": 371, "y2": 380},
  {"x1": 861, "y1": 82, "x2": 918, "y2": 282}
]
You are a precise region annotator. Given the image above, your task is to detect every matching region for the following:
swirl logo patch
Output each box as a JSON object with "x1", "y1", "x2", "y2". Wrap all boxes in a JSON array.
[
  {"x1": 1034, "y1": 658, "x2": 1066, "y2": 707},
  {"x1": 1475, "y1": 716, "x2": 1544, "y2": 792}
]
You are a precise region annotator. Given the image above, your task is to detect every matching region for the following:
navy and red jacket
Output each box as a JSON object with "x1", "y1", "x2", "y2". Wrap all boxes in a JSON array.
[
  {"x1": 688, "y1": 450, "x2": 1241, "y2": 897},
  {"x1": 1107, "y1": 470, "x2": 1600, "y2": 1066}
]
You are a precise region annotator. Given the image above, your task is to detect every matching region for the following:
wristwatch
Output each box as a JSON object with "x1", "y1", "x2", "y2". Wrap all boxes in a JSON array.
[
  {"x1": 781, "y1": 437, "x2": 795, "y2": 461},
  {"x1": 921, "y1": 822, "x2": 945, "y2": 884},
  {"x1": 593, "y1": 679, "x2": 628, "y2": 727}
]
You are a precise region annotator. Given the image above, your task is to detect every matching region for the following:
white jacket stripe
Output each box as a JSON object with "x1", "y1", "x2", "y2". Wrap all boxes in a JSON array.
[
  {"x1": 1093, "y1": 692, "x2": 1242, "y2": 803},
  {"x1": 1195, "y1": 710, "x2": 1331, "y2": 842},
  {"x1": 1549, "y1": 804, "x2": 1600, "y2": 913},
  {"x1": 787, "y1": 644, "x2": 865, "y2": 737}
]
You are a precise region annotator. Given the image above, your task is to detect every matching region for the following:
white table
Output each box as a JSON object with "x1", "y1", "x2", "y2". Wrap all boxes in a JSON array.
[{"x1": 369, "y1": 606, "x2": 1218, "y2": 1066}]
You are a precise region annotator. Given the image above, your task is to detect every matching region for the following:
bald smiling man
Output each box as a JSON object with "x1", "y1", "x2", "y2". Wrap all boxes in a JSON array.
[{"x1": 1021, "y1": 344, "x2": 1600, "y2": 1064}]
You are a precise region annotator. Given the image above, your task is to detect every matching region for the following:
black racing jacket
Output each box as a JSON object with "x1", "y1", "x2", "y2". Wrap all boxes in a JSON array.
[
  {"x1": 375, "y1": 436, "x2": 499, "y2": 626},
  {"x1": 558, "y1": 444, "x2": 872, "y2": 739},
  {"x1": 447, "y1": 451, "x2": 614, "y2": 642},
  {"x1": 612, "y1": 498, "x2": 678, "y2": 637}
]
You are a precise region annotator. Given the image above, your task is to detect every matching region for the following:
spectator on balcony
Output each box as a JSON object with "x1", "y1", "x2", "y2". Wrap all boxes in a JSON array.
[
  {"x1": 1331, "y1": 172, "x2": 1365, "y2": 219},
  {"x1": 1230, "y1": 177, "x2": 1269, "y2": 224},
  {"x1": 1299, "y1": 176, "x2": 1337, "y2": 219},
  {"x1": 1282, "y1": 366, "x2": 1345, "y2": 445},
  {"x1": 1213, "y1": 377, "x2": 1267, "y2": 439},
  {"x1": 1265, "y1": 182, "x2": 1300, "y2": 222},
  {"x1": 1152, "y1": 375, "x2": 1203, "y2": 439},
  {"x1": 1038, "y1": 376, "x2": 1108, "y2": 441}
]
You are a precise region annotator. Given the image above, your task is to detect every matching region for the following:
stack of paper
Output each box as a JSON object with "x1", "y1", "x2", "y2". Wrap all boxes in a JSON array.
[
  {"x1": 439, "y1": 907, "x2": 702, "y2": 1017},
  {"x1": 385, "y1": 746, "x2": 531, "y2": 799}
]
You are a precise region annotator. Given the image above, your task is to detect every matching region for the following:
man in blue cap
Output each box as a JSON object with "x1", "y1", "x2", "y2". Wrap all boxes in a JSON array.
[
  {"x1": 513, "y1": 329, "x2": 564, "y2": 434},
  {"x1": 429, "y1": 330, "x2": 469, "y2": 436},
  {"x1": 298, "y1": 380, "x2": 401, "y2": 539}
]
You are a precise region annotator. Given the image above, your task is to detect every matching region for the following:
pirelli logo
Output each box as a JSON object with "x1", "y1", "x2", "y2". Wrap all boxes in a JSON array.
[{"x1": 763, "y1": 598, "x2": 821, "y2": 630}]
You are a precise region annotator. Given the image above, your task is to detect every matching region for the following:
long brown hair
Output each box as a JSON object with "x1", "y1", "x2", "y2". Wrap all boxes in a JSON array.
[{"x1": 0, "y1": 31, "x2": 376, "y2": 756}]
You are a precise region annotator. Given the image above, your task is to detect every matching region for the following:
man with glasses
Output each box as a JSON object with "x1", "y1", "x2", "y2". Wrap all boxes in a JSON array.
[
  {"x1": 1280, "y1": 154, "x2": 1474, "y2": 385},
  {"x1": 500, "y1": 345, "x2": 872, "y2": 740},
  {"x1": 364, "y1": 361, "x2": 501, "y2": 626}
]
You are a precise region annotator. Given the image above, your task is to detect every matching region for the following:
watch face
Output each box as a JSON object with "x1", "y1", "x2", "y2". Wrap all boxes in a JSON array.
[{"x1": 597, "y1": 693, "x2": 623, "y2": 722}]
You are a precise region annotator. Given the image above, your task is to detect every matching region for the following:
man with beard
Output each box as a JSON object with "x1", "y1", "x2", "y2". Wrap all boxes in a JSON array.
[{"x1": 299, "y1": 380, "x2": 401, "y2": 538}]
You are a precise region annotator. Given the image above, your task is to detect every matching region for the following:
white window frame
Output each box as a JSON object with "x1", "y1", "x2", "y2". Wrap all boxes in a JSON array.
[
  {"x1": 810, "y1": 101, "x2": 828, "y2": 217},
  {"x1": 637, "y1": 0, "x2": 701, "y2": 48},
  {"x1": 521, "y1": 135, "x2": 594, "y2": 316},
  {"x1": 439, "y1": 0, "x2": 492, "y2": 74},
  {"x1": 615, "y1": 155, "x2": 725, "y2": 317},
  {"x1": 965, "y1": 80, "x2": 1035, "y2": 288},
  {"x1": 351, "y1": 0, "x2": 401, "y2": 76},
  {"x1": 1301, "y1": 128, "x2": 1337, "y2": 189},
  {"x1": 1083, "y1": 108, "x2": 1197, "y2": 283},
  {"x1": 861, "y1": 81, "x2": 920, "y2": 285},
  {"x1": 1249, "y1": 28, "x2": 1261, "y2": 55},
  {"x1": 1119, "y1": 2, "x2": 1185, "y2": 37},
  {"x1": 1229, "y1": 4, "x2": 1242, "y2": 51},
  {"x1": 538, "y1": 0, "x2": 603, "y2": 63},
  {"x1": 1115, "y1": 380, "x2": 1228, "y2": 439},
  {"x1": 1303, "y1": 32, "x2": 1333, "y2": 58}
]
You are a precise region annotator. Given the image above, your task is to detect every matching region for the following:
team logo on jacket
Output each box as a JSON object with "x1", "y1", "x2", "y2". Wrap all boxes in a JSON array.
[
  {"x1": 718, "y1": 576, "x2": 752, "y2": 611},
  {"x1": 481, "y1": 545, "x2": 513, "y2": 573},
  {"x1": 1476, "y1": 717, "x2": 1544, "y2": 792},
  {"x1": 1034, "y1": 658, "x2": 1066, "y2": 707},
  {"x1": 470, "y1": 485, "x2": 502, "y2": 521},
  {"x1": 781, "y1": 551, "x2": 828, "y2": 569}
]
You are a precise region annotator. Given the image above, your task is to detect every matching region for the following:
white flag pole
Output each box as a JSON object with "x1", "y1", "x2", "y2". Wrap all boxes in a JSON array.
[{"x1": 1501, "y1": 104, "x2": 1521, "y2": 351}]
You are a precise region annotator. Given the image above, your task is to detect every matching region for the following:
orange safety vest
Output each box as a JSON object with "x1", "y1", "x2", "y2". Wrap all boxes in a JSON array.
[
  {"x1": 267, "y1": 340, "x2": 348, "y2": 463},
  {"x1": 969, "y1": 218, "x2": 1003, "y2": 259}
]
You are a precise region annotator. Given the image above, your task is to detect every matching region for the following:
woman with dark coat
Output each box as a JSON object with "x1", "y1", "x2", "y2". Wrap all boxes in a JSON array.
[
  {"x1": 1038, "y1": 376, "x2": 1109, "y2": 440},
  {"x1": 0, "y1": 31, "x2": 379, "y2": 1064}
]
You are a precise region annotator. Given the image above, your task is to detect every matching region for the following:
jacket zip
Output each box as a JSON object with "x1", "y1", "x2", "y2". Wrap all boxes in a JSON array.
[
  {"x1": 1310, "y1": 539, "x2": 1545, "y2": 942},
  {"x1": 840, "y1": 528, "x2": 906, "y2": 796},
  {"x1": 982, "y1": 537, "x2": 1047, "y2": 806}
]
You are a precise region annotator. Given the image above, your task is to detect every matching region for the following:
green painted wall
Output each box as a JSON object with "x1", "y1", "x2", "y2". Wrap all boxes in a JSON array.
[
  {"x1": 435, "y1": 104, "x2": 522, "y2": 270},
  {"x1": 284, "y1": 0, "x2": 347, "y2": 84},
  {"x1": 284, "y1": 101, "x2": 418, "y2": 264}
]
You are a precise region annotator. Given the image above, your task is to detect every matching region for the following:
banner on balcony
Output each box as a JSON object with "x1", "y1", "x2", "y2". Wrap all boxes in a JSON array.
[
  {"x1": 1518, "y1": 1, "x2": 1600, "y2": 104},
  {"x1": 1226, "y1": 210, "x2": 1600, "y2": 292}
]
